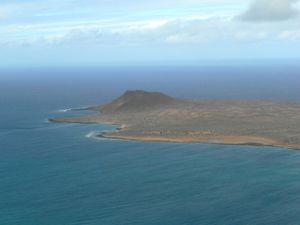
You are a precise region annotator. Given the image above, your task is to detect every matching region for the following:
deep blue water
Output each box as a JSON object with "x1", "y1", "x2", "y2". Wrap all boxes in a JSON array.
[{"x1": 1, "y1": 64, "x2": 300, "y2": 225}]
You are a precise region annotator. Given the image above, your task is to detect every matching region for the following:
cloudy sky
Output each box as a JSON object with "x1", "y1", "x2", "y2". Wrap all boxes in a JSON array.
[{"x1": 0, "y1": 0, "x2": 300, "y2": 66}]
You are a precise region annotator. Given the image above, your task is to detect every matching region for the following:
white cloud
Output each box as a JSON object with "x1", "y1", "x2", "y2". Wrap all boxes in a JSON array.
[
  {"x1": 0, "y1": 15, "x2": 222, "y2": 47},
  {"x1": 239, "y1": 0, "x2": 300, "y2": 22},
  {"x1": 1, "y1": 0, "x2": 300, "y2": 49},
  {"x1": 2, "y1": 13, "x2": 300, "y2": 49}
]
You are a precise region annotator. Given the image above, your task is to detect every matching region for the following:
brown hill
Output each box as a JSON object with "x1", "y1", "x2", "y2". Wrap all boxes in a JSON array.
[{"x1": 97, "y1": 90, "x2": 177, "y2": 114}]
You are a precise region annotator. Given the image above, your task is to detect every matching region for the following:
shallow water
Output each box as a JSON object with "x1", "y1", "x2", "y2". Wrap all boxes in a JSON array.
[{"x1": 1, "y1": 65, "x2": 300, "y2": 225}]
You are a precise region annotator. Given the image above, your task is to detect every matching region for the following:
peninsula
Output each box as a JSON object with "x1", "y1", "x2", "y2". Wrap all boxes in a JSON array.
[{"x1": 50, "y1": 90, "x2": 300, "y2": 150}]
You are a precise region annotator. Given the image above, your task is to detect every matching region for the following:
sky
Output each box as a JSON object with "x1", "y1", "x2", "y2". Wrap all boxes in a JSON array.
[{"x1": 0, "y1": 0, "x2": 300, "y2": 67}]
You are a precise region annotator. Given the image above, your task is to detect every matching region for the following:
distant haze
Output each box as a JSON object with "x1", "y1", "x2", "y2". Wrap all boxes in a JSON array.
[{"x1": 1, "y1": 64, "x2": 300, "y2": 112}]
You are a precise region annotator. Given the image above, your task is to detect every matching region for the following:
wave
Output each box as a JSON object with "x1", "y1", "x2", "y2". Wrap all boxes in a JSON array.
[
  {"x1": 43, "y1": 118, "x2": 51, "y2": 123},
  {"x1": 85, "y1": 131, "x2": 100, "y2": 139},
  {"x1": 85, "y1": 131, "x2": 118, "y2": 141},
  {"x1": 58, "y1": 108, "x2": 73, "y2": 113},
  {"x1": 58, "y1": 107, "x2": 90, "y2": 113}
]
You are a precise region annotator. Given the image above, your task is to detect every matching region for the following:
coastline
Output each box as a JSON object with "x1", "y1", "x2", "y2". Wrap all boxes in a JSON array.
[
  {"x1": 49, "y1": 90, "x2": 300, "y2": 151},
  {"x1": 99, "y1": 130, "x2": 300, "y2": 151},
  {"x1": 49, "y1": 118, "x2": 300, "y2": 151}
]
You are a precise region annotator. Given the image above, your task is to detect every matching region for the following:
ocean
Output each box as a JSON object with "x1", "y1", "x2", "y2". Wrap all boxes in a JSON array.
[{"x1": 1, "y1": 64, "x2": 300, "y2": 225}]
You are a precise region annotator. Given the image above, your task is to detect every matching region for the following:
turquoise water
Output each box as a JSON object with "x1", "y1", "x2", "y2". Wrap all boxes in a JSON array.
[{"x1": 1, "y1": 66, "x2": 300, "y2": 224}]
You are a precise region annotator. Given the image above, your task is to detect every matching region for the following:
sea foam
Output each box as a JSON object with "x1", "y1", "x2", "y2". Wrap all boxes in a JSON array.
[
  {"x1": 58, "y1": 108, "x2": 73, "y2": 112},
  {"x1": 85, "y1": 131, "x2": 100, "y2": 139}
]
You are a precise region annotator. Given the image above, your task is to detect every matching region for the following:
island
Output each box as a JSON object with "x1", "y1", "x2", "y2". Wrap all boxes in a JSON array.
[{"x1": 50, "y1": 90, "x2": 300, "y2": 150}]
